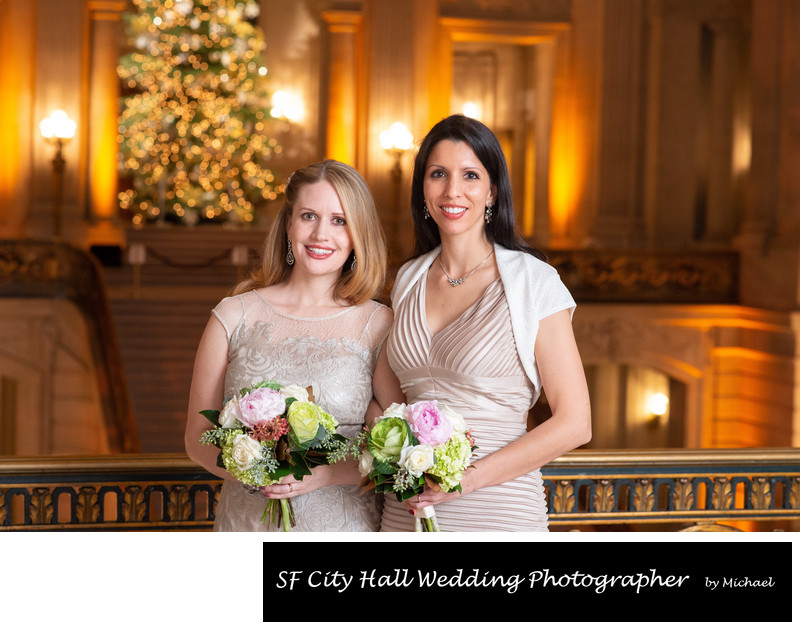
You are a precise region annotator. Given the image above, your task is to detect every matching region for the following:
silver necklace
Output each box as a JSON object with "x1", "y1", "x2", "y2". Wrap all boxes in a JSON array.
[{"x1": 438, "y1": 250, "x2": 494, "y2": 287}]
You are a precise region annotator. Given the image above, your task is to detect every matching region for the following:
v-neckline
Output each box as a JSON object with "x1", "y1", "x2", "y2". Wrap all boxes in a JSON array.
[{"x1": 421, "y1": 268, "x2": 501, "y2": 339}]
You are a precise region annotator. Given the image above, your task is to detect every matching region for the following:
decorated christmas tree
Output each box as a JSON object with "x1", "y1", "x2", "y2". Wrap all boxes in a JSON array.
[{"x1": 117, "y1": 0, "x2": 281, "y2": 226}]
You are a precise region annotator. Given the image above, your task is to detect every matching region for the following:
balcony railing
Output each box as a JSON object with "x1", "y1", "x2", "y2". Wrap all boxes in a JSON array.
[{"x1": 1, "y1": 448, "x2": 798, "y2": 531}]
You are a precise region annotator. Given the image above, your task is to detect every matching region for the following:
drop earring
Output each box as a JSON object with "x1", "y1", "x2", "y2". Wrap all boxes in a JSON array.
[
  {"x1": 286, "y1": 237, "x2": 295, "y2": 266},
  {"x1": 350, "y1": 254, "x2": 357, "y2": 272},
  {"x1": 484, "y1": 202, "x2": 494, "y2": 224},
  {"x1": 423, "y1": 202, "x2": 430, "y2": 220}
]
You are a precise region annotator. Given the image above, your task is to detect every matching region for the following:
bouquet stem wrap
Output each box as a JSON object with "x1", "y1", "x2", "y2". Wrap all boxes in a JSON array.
[{"x1": 413, "y1": 505, "x2": 440, "y2": 532}]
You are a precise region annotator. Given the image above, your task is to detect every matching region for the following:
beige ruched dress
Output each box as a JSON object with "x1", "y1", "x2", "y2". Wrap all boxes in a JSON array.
[{"x1": 381, "y1": 274, "x2": 550, "y2": 532}]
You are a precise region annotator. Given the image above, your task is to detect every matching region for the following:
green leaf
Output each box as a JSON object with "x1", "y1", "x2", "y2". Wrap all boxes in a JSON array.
[
  {"x1": 372, "y1": 457, "x2": 397, "y2": 476},
  {"x1": 397, "y1": 487, "x2": 421, "y2": 502},
  {"x1": 249, "y1": 380, "x2": 283, "y2": 392},
  {"x1": 289, "y1": 422, "x2": 328, "y2": 451},
  {"x1": 290, "y1": 458, "x2": 312, "y2": 480},
  {"x1": 199, "y1": 409, "x2": 221, "y2": 427}
]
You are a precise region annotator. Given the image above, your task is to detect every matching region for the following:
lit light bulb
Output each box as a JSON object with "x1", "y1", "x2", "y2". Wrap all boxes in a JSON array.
[
  {"x1": 380, "y1": 122, "x2": 413, "y2": 151},
  {"x1": 647, "y1": 393, "x2": 669, "y2": 417},
  {"x1": 40, "y1": 109, "x2": 77, "y2": 140}
]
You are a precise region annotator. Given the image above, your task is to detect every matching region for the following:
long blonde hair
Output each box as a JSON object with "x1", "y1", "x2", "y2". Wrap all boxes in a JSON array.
[{"x1": 233, "y1": 159, "x2": 387, "y2": 304}]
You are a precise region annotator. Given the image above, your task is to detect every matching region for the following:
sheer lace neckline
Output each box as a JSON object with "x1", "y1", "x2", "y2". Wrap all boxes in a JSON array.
[{"x1": 250, "y1": 289, "x2": 357, "y2": 321}]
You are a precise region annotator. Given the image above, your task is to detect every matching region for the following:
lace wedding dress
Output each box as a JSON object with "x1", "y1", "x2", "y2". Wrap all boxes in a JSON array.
[{"x1": 209, "y1": 290, "x2": 391, "y2": 532}]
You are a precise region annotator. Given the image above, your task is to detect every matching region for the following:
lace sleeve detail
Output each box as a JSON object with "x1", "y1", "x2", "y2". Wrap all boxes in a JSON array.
[
  {"x1": 359, "y1": 302, "x2": 393, "y2": 357},
  {"x1": 211, "y1": 294, "x2": 246, "y2": 341}
]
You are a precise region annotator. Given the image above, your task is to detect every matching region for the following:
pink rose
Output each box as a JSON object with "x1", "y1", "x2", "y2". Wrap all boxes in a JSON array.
[
  {"x1": 406, "y1": 400, "x2": 452, "y2": 446},
  {"x1": 235, "y1": 387, "x2": 286, "y2": 428}
]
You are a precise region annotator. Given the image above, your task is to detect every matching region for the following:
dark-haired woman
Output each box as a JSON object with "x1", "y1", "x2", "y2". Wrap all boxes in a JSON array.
[
  {"x1": 380, "y1": 115, "x2": 591, "y2": 532},
  {"x1": 186, "y1": 159, "x2": 402, "y2": 531}
]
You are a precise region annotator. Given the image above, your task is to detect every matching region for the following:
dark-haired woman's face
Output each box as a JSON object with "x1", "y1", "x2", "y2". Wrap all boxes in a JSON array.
[{"x1": 423, "y1": 140, "x2": 495, "y2": 243}]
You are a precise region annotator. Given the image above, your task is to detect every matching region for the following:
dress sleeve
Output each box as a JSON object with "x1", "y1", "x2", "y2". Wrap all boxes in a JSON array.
[
  {"x1": 211, "y1": 294, "x2": 246, "y2": 341},
  {"x1": 360, "y1": 302, "x2": 394, "y2": 358},
  {"x1": 536, "y1": 268, "x2": 576, "y2": 322}
]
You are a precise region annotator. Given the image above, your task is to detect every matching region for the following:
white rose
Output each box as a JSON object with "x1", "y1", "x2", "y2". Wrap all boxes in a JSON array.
[
  {"x1": 442, "y1": 404, "x2": 467, "y2": 433},
  {"x1": 380, "y1": 402, "x2": 408, "y2": 421},
  {"x1": 219, "y1": 397, "x2": 240, "y2": 428},
  {"x1": 280, "y1": 384, "x2": 310, "y2": 403},
  {"x1": 230, "y1": 434, "x2": 263, "y2": 470},
  {"x1": 398, "y1": 444, "x2": 435, "y2": 477},
  {"x1": 358, "y1": 450, "x2": 374, "y2": 477}
]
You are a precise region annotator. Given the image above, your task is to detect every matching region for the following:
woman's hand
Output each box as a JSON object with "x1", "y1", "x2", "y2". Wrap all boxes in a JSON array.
[
  {"x1": 261, "y1": 466, "x2": 334, "y2": 499},
  {"x1": 260, "y1": 458, "x2": 363, "y2": 499},
  {"x1": 403, "y1": 468, "x2": 478, "y2": 516}
]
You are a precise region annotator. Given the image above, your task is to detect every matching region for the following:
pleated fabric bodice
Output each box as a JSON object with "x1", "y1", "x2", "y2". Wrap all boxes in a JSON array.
[{"x1": 381, "y1": 273, "x2": 549, "y2": 532}]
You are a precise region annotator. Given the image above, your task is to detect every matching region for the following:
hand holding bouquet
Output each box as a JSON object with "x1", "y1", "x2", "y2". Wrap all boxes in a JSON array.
[
  {"x1": 199, "y1": 380, "x2": 346, "y2": 531},
  {"x1": 356, "y1": 400, "x2": 477, "y2": 531}
]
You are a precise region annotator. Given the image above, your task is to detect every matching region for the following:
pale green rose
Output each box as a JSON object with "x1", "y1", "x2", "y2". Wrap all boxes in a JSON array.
[
  {"x1": 286, "y1": 401, "x2": 322, "y2": 444},
  {"x1": 368, "y1": 417, "x2": 410, "y2": 463}
]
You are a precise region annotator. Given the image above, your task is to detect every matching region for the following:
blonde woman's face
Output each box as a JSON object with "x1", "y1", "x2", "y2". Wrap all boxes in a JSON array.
[{"x1": 286, "y1": 180, "x2": 353, "y2": 277}]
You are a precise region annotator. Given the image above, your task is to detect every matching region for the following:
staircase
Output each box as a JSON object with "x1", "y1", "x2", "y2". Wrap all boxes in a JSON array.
[{"x1": 102, "y1": 226, "x2": 267, "y2": 452}]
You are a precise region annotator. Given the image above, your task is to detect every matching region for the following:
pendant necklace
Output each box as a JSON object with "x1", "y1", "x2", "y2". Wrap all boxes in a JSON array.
[{"x1": 438, "y1": 249, "x2": 494, "y2": 287}]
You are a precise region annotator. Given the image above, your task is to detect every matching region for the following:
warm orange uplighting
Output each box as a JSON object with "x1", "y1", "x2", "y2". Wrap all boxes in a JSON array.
[
  {"x1": 548, "y1": 113, "x2": 584, "y2": 241},
  {"x1": 549, "y1": 151, "x2": 581, "y2": 239}
]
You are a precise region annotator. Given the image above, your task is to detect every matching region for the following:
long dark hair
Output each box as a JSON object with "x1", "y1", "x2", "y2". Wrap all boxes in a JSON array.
[{"x1": 410, "y1": 114, "x2": 546, "y2": 261}]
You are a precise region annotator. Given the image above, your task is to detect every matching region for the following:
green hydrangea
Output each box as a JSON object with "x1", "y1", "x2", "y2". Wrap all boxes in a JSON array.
[
  {"x1": 319, "y1": 409, "x2": 338, "y2": 433},
  {"x1": 427, "y1": 433, "x2": 473, "y2": 492},
  {"x1": 219, "y1": 430, "x2": 277, "y2": 487}
]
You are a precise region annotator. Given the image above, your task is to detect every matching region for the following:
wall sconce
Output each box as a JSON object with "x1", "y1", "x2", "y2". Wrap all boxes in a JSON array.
[
  {"x1": 646, "y1": 393, "x2": 669, "y2": 427},
  {"x1": 380, "y1": 121, "x2": 414, "y2": 216},
  {"x1": 39, "y1": 109, "x2": 77, "y2": 239}
]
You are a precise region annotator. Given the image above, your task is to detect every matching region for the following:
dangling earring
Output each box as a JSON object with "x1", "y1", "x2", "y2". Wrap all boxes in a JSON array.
[
  {"x1": 484, "y1": 202, "x2": 494, "y2": 224},
  {"x1": 423, "y1": 202, "x2": 430, "y2": 220},
  {"x1": 286, "y1": 237, "x2": 295, "y2": 266},
  {"x1": 350, "y1": 254, "x2": 357, "y2": 272}
]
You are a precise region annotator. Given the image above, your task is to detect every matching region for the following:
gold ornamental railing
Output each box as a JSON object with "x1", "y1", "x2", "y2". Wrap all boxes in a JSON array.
[{"x1": 1, "y1": 449, "x2": 798, "y2": 531}]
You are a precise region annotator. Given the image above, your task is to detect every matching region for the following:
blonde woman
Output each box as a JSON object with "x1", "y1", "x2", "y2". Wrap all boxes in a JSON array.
[{"x1": 186, "y1": 159, "x2": 402, "y2": 531}]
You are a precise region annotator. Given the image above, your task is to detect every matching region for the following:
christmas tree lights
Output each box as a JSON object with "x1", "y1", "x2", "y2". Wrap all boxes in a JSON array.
[{"x1": 117, "y1": 0, "x2": 282, "y2": 226}]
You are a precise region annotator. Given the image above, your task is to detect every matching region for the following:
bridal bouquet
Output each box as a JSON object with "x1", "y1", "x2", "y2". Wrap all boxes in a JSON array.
[
  {"x1": 356, "y1": 400, "x2": 477, "y2": 532},
  {"x1": 199, "y1": 380, "x2": 346, "y2": 531}
]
